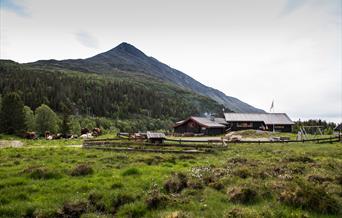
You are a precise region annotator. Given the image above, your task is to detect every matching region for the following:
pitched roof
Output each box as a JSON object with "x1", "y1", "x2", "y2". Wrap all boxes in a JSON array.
[
  {"x1": 174, "y1": 117, "x2": 226, "y2": 128},
  {"x1": 224, "y1": 113, "x2": 294, "y2": 125},
  {"x1": 335, "y1": 123, "x2": 342, "y2": 131},
  {"x1": 146, "y1": 132, "x2": 166, "y2": 139}
]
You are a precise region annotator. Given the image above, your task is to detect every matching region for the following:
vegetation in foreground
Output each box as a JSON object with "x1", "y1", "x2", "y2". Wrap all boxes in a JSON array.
[{"x1": 0, "y1": 139, "x2": 341, "y2": 218}]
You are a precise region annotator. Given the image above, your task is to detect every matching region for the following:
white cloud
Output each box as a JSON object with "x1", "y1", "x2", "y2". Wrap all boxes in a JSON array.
[
  {"x1": 75, "y1": 31, "x2": 99, "y2": 49},
  {"x1": 1, "y1": 0, "x2": 341, "y2": 122}
]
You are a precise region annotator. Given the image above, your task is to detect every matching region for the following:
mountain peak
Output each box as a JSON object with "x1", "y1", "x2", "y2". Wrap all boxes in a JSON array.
[{"x1": 112, "y1": 42, "x2": 146, "y2": 57}]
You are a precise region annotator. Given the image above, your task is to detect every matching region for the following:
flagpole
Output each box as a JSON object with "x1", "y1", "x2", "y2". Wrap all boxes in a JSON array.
[{"x1": 273, "y1": 100, "x2": 275, "y2": 133}]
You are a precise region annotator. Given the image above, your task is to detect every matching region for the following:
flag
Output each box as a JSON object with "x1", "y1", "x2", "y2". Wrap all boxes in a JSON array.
[{"x1": 270, "y1": 100, "x2": 274, "y2": 112}]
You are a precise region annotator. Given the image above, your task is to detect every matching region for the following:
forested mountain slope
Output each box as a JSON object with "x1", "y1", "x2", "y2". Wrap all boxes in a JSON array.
[
  {"x1": 0, "y1": 60, "x2": 227, "y2": 121},
  {"x1": 29, "y1": 42, "x2": 264, "y2": 113}
]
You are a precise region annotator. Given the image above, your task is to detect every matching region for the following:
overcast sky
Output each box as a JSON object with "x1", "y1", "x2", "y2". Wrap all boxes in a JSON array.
[{"x1": 1, "y1": 0, "x2": 341, "y2": 123}]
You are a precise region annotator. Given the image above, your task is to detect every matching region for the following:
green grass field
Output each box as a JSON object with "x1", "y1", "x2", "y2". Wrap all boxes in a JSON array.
[{"x1": 0, "y1": 137, "x2": 341, "y2": 218}]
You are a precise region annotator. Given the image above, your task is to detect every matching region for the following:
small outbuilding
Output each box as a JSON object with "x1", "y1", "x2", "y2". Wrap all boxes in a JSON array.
[
  {"x1": 147, "y1": 132, "x2": 166, "y2": 144},
  {"x1": 335, "y1": 123, "x2": 342, "y2": 132},
  {"x1": 173, "y1": 116, "x2": 227, "y2": 136},
  {"x1": 224, "y1": 113, "x2": 294, "y2": 132}
]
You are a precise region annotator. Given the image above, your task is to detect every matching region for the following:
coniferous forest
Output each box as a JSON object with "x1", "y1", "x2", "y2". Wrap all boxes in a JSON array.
[{"x1": 0, "y1": 60, "x2": 228, "y2": 132}]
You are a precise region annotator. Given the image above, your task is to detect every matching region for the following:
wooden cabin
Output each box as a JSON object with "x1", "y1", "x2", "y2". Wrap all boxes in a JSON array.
[
  {"x1": 224, "y1": 113, "x2": 294, "y2": 132},
  {"x1": 173, "y1": 117, "x2": 227, "y2": 136}
]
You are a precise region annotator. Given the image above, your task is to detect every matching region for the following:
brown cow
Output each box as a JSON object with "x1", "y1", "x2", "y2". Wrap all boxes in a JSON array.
[
  {"x1": 92, "y1": 128, "x2": 101, "y2": 136},
  {"x1": 24, "y1": 132, "x2": 37, "y2": 139},
  {"x1": 81, "y1": 128, "x2": 90, "y2": 135}
]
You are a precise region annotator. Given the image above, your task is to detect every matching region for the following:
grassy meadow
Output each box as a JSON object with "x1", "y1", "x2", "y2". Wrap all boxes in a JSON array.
[{"x1": 0, "y1": 136, "x2": 341, "y2": 218}]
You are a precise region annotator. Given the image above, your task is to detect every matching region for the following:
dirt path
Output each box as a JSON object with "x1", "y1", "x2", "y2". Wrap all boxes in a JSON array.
[
  {"x1": 0, "y1": 140, "x2": 24, "y2": 148},
  {"x1": 0, "y1": 140, "x2": 82, "y2": 149}
]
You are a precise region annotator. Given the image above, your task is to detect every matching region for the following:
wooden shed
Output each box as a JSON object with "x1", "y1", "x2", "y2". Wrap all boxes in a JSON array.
[{"x1": 147, "y1": 132, "x2": 166, "y2": 144}]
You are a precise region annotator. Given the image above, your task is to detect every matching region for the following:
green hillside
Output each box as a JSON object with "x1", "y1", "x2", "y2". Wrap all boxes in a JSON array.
[{"x1": 0, "y1": 60, "x2": 228, "y2": 123}]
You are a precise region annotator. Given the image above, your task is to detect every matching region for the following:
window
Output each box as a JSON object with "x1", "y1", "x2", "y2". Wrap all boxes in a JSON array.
[{"x1": 237, "y1": 122, "x2": 252, "y2": 128}]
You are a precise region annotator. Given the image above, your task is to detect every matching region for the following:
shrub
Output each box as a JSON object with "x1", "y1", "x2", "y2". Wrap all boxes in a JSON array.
[
  {"x1": 187, "y1": 178, "x2": 204, "y2": 190},
  {"x1": 227, "y1": 157, "x2": 248, "y2": 165},
  {"x1": 59, "y1": 201, "x2": 87, "y2": 218},
  {"x1": 227, "y1": 186, "x2": 258, "y2": 204},
  {"x1": 122, "y1": 168, "x2": 141, "y2": 176},
  {"x1": 145, "y1": 184, "x2": 168, "y2": 209},
  {"x1": 116, "y1": 202, "x2": 147, "y2": 218},
  {"x1": 70, "y1": 164, "x2": 93, "y2": 176},
  {"x1": 164, "y1": 172, "x2": 188, "y2": 193},
  {"x1": 224, "y1": 207, "x2": 257, "y2": 218},
  {"x1": 23, "y1": 167, "x2": 61, "y2": 180},
  {"x1": 164, "y1": 211, "x2": 192, "y2": 218},
  {"x1": 335, "y1": 175, "x2": 342, "y2": 185},
  {"x1": 111, "y1": 181, "x2": 124, "y2": 189},
  {"x1": 110, "y1": 192, "x2": 136, "y2": 213},
  {"x1": 278, "y1": 180, "x2": 340, "y2": 214},
  {"x1": 209, "y1": 181, "x2": 225, "y2": 191},
  {"x1": 233, "y1": 167, "x2": 251, "y2": 179},
  {"x1": 308, "y1": 174, "x2": 333, "y2": 184},
  {"x1": 282, "y1": 156, "x2": 314, "y2": 163},
  {"x1": 88, "y1": 192, "x2": 106, "y2": 212}
]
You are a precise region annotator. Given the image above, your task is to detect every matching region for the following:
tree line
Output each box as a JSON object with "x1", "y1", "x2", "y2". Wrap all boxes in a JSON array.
[
  {"x1": 0, "y1": 92, "x2": 177, "y2": 136},
  {"x1": 0, "y1": 60, "x2": 226, "y2": 122}
]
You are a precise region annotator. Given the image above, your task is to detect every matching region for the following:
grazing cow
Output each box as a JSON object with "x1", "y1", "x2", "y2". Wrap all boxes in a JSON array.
[
  {"x1": 92, "y1": 128, "x2": 101, "y2": 136},
  {"x1": 45, "y1": 131, "x2": 53, "y2": 140},
  {"x1": 80, "y1": 133, "x2": 93, "y2": 139},
  {"x1": 81, "y1": 128, "x2": 90, "y2": 135},
  {"x1": 24, "y1": 132, "x2": 37, "y2": 139}
]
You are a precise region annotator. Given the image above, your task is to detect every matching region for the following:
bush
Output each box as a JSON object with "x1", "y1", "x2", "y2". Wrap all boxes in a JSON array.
[
  {"x1": 110, "y1": 193, "x2": 136, "y2": 213},
  {"x1": 224, "y1": 207, "x2": 258, "y2": 218},
  {"x1": 23, "y1": 167, "x2": 61, "y2": 180},
  {"x1": 163, "y1": 211, "x2": 192, "y2": 218},
  {"x1": 88, "y1": 192, "x2": 106, "y2": 212},
  {"x1": 145, "y1": 184, "x2": 168, "y2": 209},
  {"x1": 233, "y1": 167, "x2": 251, "y2": 179},
  {"x1": 282, "y1": 156, "x2": 314, "y2": 163},
  {"x1": 308, "y1": 174, "x2": 333, "y2": 184},
  {"x1": 227, "y1": 186, "x2": 258, "y2": 204},
  {"x1": 209, "y1": 181, "x2": 225, "y2": 191},
  {"x1": 164, "y1": 173, "x2": 188, "y2": 193},
  {"x1": 278, "y1": 180, "x2": 340, "y2": 214},
  {"x1": 70, "y1": 164, "x2": 93, "y2": 176},
  {"x1": 59, "y1": 202, "x2": 87, "y2": 218},
  {"x1": 116, "y1": 202, "x2": 147, "y2": 218},
  {"x1": 122, "y1": 168, "x2": 141, "y2": 176},
  {"x1": 111, "y1": 181, "x2": 124, "y2": 189},
  {"x1": 187, "y1": 178, "x2": 204, "y2": 190}
]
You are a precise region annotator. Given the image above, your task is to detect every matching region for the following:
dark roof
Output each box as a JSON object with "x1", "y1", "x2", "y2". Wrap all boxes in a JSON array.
[
  {"x1": 146, "y1": 132, "x2": 166, "y2": 139},
  {"x1": 174, "y1": 116, "x2": 226, "y2": 128},
  {"x1": 335, "y1": 123, "x2": 342, "y2": 131},
  {"x1": 224, "y1": 113, "x2": 294, "y2": 125}
]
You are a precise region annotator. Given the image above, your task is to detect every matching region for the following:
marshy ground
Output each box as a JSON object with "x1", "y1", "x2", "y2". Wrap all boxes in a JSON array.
[{"x1": 0, "y1": 136, "x2": 341, "y2": 218}]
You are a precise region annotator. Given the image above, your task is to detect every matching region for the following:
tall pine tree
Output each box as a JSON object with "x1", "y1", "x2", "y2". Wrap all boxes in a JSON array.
[{"x1": 0, "y1": 92, "x2": 25, "y2": 135}]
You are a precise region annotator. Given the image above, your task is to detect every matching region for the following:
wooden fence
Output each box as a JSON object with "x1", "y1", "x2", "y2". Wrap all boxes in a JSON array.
[{"x1": 83, "y1": 135, "x2": 341, "y2": 154}]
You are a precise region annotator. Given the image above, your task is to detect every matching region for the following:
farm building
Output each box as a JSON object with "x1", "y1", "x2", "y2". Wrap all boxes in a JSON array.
[
  {"x1": 335, "y1": 123, "x2": 342, "y2": 132},
  {"x1": 173, "y1": 116, "x2": 227, "y2": 136},
  {"x1": 224, "y1": 113, "x2": 294, "y2": 132},
  {"x1": 147, "y1": 132, "x2": 166, "y2": 144}
]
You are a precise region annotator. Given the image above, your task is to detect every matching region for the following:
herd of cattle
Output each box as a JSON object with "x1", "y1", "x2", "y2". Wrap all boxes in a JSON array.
[{"x1": 23, "y1": 128, "x2": 102, "y2": 140}]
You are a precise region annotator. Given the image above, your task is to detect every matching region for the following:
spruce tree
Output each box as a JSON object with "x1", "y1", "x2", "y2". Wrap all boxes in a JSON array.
[
  {"x1": 0, "y1": 92, "x2": 25, "y2": 135},
  {"x1": 60, "y1": 103, "x2": 71, "y2": 136},
  {"x1": 23, "y1": 106, "x2": 35, "y2": 132}
]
